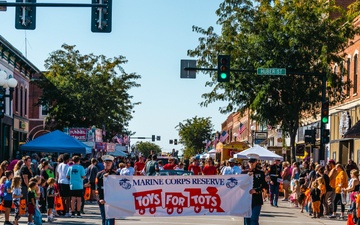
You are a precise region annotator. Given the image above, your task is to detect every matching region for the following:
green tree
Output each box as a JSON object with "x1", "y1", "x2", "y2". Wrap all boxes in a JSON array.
[
  {"x1": 188, "y1": 0, "x2": 359, "y2": 162},
  {"x1": 135, "y1": 142, "x2": 161, "y2": 158},
  {"x1": 35, "y1": 44, "x2": 141, "y2": 139},
  {"x1": 176, "y1": 116, "x2": 214, "y2": 158}
]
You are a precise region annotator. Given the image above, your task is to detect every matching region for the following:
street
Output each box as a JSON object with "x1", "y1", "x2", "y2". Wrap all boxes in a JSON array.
[{"x1": 4, "y1": 200, "x2": 348, "y2": 225}]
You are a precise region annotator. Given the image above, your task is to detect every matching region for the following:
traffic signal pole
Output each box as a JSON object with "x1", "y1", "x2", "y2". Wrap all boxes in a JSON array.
[
  {"x1": 182, "y1": 58, "x2": 328, "y2": 163},
  {"x1": 319, "y1": 74, "x2": 327, "y2": 163}
]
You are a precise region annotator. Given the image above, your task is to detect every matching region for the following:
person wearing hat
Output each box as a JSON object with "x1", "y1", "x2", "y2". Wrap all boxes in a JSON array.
[
  {"x1": 222, "y1": 158, "x2": 242, "y2": 175},
  {"x1": 96, "y1": 155, "x2": 116, "y2": 225},
  {"x1": 242, "y1": 154, "x2": 268, "y2": 225},
  {"x1": 268, "y1": 159, "x2": 282, "y2": 207}
]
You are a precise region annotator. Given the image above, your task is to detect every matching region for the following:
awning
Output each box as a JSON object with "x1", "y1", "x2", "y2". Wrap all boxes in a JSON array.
[{"x1": 344, "y1": 120, "x2": 360, "y2": 138}]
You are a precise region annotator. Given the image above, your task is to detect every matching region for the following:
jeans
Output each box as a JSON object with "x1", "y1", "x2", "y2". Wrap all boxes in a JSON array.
[
  {"x1": 269, "y1": 183, "x2": 279, "y2": 206},
  {"x1": 98, "y1": 202, "x2": 115, "y2": 225},
  {"x1": 244, "y1": 205, "x2": 262, "y2": 225}
]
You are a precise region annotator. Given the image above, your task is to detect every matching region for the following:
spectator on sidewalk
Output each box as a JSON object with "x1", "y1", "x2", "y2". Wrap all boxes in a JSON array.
[
  {"x1": 57, "y1": 153, "x2": 71, "y2": 217},
  {"x1": 281, "y1": 161, "x2": 291, "y2": 201}
]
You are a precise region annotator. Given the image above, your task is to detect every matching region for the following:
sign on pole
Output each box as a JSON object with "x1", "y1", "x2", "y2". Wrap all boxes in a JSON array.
[
  {"x1": 180, "y1": 60, "x2": 196, "y2": 79},
  {"x1": 257, "y1": 68, "x2": 286, "y2": 76}
]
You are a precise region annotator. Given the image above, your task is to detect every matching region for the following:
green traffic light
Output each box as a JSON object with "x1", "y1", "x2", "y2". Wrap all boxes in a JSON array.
[
  {"x1": 322, "y1": 117, "x2": 328, "y2": 123},
  {"x1": 220, "y1": 73, "x2": 228, "y2": 79}
]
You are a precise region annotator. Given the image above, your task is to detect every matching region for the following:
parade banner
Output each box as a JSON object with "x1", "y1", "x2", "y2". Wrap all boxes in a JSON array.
[{"x1": 104, "y1": 174, "x2": 253, "y2": 218}]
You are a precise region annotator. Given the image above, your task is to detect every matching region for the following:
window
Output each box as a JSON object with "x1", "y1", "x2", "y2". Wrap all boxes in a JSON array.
[
  {"x1": 20, "y1": 87, "x2": 23, "y2": 117},
  {"x1": 354, "y1": 54, "x2": 358, "y2": 94},
  {"x1": 41, "y1": 104, "x2": 48, "y2": 116},
  {"x1": 347, "y1": 58, "x2": 351, "y2": 96},
  {"x1": 15, "y1": 87, "x2": 18, "y2": 112},
  {"x1": 24, "y1": 88, "x2": 27, "y2": 116}
]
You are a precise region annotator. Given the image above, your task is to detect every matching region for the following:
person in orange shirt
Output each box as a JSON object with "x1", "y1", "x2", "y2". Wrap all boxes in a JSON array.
[
  {"x1": 327, "y1": 160, "x2": 337, "y2": 215},
  {"x1": 328, "y1": 164, "x2": 348, "y2": 219}
]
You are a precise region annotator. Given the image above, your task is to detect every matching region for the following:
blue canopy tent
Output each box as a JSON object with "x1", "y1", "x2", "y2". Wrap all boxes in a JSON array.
[{"x1": 20, "y1": 130, "x2": 90, "y2": 154}]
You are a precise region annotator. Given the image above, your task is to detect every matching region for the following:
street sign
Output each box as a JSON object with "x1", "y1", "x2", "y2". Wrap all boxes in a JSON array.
[
  {"x1": 180, "y1": 60, "x2": 196, "y2": 79},
  {"x1": 257, "y1": 68, "x2": 286, "y2": 76}
]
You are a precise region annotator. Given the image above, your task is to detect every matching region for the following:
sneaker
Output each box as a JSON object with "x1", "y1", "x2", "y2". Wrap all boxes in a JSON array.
[
  {"x1": 65, "y1": 213, "x2": 71, "y2": 218},
  {"x1": 71, "y1": 213, "x2": 75, "y2": 218},
  {"x1": 4, "y1": 221, "x2": 13, "y2": 225},
  {"x1": 77, "y1": 214, "x2": 82, "y2": 218},
  {"x1": 80, "y1": 210, "x2": 85, "y2": 214},
  {"x1": 27, "y1": 223, "x2": 35, "y2": 225},
  {"x1": 328, "y1": 215, "x2": 336, "y2": 219}
]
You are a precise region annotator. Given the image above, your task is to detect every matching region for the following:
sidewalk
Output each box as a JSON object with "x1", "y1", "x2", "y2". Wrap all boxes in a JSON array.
[
  {"x1": 0, "y1": 202, "x2": 102, "y2": 224},
  {"x1": 261, "y1": 198, "x2": 350, "y2": 225}
]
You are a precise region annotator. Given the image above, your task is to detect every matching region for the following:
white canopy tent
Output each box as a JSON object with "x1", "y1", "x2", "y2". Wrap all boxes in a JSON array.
[{"x1": 233, "y1": 145, "x2": 283, "y2": 161}]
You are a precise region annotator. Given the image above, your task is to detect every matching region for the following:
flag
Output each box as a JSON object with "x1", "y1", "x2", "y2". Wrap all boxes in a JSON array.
[
  {"x1": 238, "y1": 123, "x2": 246, "y2": 135},
  {"x1": 219, "y1": 131, "x2": 229, "y2": 143},
  {"x1": 213, "y1": 136, "x2": 219, "y2": 148},
  {"x1": 116, "y1": 135, "x2": 123, "y2": 145},
  {"x1": 123, "y1": 135, "x2": 129, "y2": 145},
  {"x1": 205, "y1": 140, "x2": 211, "y2": 150}
]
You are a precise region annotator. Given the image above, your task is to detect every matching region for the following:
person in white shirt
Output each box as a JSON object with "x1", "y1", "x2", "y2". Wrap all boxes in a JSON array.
[
  {"x1": 119, "y1": 161, "x2": 135, "y2": 176},
  {"x1": 56, "y1": 153, "x2": 71, "y2": 217},
  {"x1": 222, "y1": 158, "x2": 242, "y2": 175}
]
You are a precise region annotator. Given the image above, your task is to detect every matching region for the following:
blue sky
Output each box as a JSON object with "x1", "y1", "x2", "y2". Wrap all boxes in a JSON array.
[{"x1": 0, "y1": 0, "x2": 228, "y2": 153}]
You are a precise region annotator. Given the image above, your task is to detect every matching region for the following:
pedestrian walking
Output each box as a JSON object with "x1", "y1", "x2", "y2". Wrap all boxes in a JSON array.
[
  {"x1": 242, "y1": 154, "x2": 268, "y2": 225},
  {"x1": 96, "y1": 155, "x2": 116, "y2": 225}
]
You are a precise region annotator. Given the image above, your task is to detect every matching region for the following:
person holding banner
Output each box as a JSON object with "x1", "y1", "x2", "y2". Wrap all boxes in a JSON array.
[
  {"x1": 96, "y1": 155, "x2": 116, "y2": 225},
  {"x1": 242, "y1": 154, "x2": 268, "y2": 225}
]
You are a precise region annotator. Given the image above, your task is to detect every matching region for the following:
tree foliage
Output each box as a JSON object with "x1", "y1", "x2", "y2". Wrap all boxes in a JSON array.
[
  {"x1": 176, "y1": 116, "x2": 214, "y2": 158},
  {"x1": 35, "y1": 44, "x2": 141, "y2": 140},
  {"x1": 135, "y1": 142, "x2": 162, "y2": 158},
  {"x1": 188, "y1": 0, "x2": 359, "y2": 161}
]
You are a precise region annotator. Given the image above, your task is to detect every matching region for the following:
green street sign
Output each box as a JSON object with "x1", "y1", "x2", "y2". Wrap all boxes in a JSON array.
[{"x1": 257, "y1": 68, "x2": 286, "y2": 76}]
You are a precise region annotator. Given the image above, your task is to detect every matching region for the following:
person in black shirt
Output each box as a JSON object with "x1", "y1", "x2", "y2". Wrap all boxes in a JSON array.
[
  {"x1": 96, "y1": 155, "x2": 116, "y2": 225},
  {"x1": 20, "y1": 156, "x2": 33, "y2": 205},
  {"x1": 268, "y1": 159, "x2": 282, "y2": 207},
  {"x1": 242, "y1": 154, "x2": 268, "y2": 225}
]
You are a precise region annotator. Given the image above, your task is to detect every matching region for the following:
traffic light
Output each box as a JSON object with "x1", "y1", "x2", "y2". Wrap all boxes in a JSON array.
[
  {"x1": 151, "y1": 135, "x2": 155, "y2": 142},
  {"x1": 304, "y1": 129, "x2": 316, "y2": 145},
  {"x1": 217, "y1": 55, "x2": 230, "y2": 82},
  {"x1": 321, "y1": 101, "x2": 329, "y2": 124},
  {"x1": 91, "y1": 0, "x2": 112, "y2": 33},
  {"x1": 15, "y1": 0, "x2": 36, "y2": 30},
  {"x1": 174, "y1": 139, "x2": 178, "y2": 145},
  {"x1": 169, "y1": 139, "x2": 173, "y2": 144},
  {"x1": 322, "y1": 129, "x2": 330, "y2": 144},
  {"x1": 0, "y1": 92, "x2": 5, "y2": 118},
  {"x1": 156, "y1": 136, "x2": 161, "y2": 141}
]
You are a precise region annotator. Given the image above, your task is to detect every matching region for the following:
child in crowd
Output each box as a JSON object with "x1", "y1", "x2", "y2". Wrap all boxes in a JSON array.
[
  {"x1": 291, "y1": 180, "x2": 300, "y2": 207},
  {"x1": 298, "y1": 184, "x2": 308, "y2": 213},
  {"x1": 310, "y1": 180, "x2": 321, "y2": 218},
  {"x1": 47, "y1": 178, "x2": 56, "y2": 223},
  {"x1": 0, "y1": 175, "x2": 7, "y2": 203},
  {"x1": 27, "y1": 181, "x2": 37, "y2": 225},
  {"x1": 39, "y1": 178, "x2": 47, "y2": 213},
  {"x1": 3, "y1": 170, "x2": 13, "y2": 225},
  {"x1": 12, "y1": 176, "x2": 22, "y2": 225}
]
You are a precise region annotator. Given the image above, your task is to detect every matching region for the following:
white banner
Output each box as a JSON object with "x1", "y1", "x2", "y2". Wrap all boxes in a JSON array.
[{"x1": 104, "y1": 174, "x2": 253, "y2": 218}]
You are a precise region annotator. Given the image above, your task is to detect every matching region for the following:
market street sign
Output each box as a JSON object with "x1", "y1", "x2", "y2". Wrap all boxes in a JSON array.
[{"x1": 257, "y1": 68, "x2": 286, "y2": 76}]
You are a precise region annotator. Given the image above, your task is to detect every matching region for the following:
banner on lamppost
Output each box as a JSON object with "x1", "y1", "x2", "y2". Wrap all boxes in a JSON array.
[
  {"x1": 69, "y1": 128, "x2": 87, "y2": 141},
  {"x1": 95, "y1": 129, "x2": 103, "y2": 142}
]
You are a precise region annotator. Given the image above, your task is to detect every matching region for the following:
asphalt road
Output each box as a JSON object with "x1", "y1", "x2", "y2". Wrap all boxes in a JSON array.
[{"x1": 5, "y1": 200, "x2": 350, "y2": 225}]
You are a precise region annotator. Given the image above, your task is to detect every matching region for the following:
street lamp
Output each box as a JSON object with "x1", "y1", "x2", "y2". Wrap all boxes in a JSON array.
[
  {"x1": 0, "y1": 71, "x2": 18, "y2": 97},
  {"x1": 0, "y1": 70, "x2": 18, "y2": 161},
  {"x1": 233, "y1": 132, "x2": 238, "y2": 142},
  {"x1": 250, "y1": 125, "x2": 256, "y2": 147}
]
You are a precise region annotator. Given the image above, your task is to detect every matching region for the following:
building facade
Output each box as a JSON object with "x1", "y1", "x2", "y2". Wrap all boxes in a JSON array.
[{"x1": 0, "y1": 35, "x2": 41, "y2": 161}]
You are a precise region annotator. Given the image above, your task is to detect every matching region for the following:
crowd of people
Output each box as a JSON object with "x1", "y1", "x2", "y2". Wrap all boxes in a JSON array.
[{"x1": 0, "y1": 151, "x2": 359, "y2": 225}]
